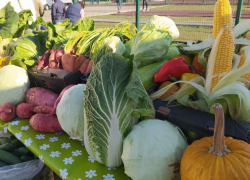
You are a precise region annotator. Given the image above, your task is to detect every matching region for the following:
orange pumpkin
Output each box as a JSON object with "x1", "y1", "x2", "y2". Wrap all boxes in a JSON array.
[{"x1": 180, "y1": 103, "x2": 250, "y2": 180}]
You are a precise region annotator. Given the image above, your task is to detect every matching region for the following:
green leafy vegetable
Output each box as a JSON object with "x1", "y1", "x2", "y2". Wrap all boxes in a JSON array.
[
  {"x1": 0, "y1": 2, "x2": 19, "y2": 39},
  {"x1": 125, "y1": 30, "x2": 172, "y2": 68},
  {"x1": 84, "y1": 53, "x2": 154, "y2": 167},
  {"x1": 14, "y1": 10, "x2": 33, "y2": 38}
]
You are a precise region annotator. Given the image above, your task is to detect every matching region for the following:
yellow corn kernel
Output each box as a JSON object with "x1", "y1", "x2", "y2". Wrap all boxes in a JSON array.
[
  {"x1": 238, "y1": 49, "x2": 250, "y2": 87},
  {"x1": 211, "y1": 27, "x2": 234, "y2": 91},
  {"x1": 213, "y1": 0, "x2": 232, "y2": 39}
]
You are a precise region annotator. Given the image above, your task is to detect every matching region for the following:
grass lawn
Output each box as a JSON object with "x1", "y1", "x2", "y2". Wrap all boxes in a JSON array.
[{"x1": 95, "y1": 22, "x2": 212, "y2": 41}]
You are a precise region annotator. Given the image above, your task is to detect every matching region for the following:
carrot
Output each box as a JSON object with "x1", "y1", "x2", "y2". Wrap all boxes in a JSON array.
[
  {"x1": 86, "y1": 60, "x2": 93, "y2": 73},
  {"x1": 61, "y1": 53, "x2": 77, "y2": 72},
  {"x1": 79, "y1": 59, "x2": 90, "y2": 74},
  {"x1": 73, "y1": 55, "x2": 87, "y2": 72}
]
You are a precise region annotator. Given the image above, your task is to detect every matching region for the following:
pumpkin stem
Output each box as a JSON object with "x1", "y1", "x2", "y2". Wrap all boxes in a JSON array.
[{"x1": 209, "y1": 103, "x2": 231, "y2": 156}]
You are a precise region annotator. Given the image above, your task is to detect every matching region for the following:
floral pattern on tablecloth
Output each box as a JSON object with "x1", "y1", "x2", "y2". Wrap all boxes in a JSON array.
[{"x1": 5, "y1": 119, "x2": 131, "y2": 180}]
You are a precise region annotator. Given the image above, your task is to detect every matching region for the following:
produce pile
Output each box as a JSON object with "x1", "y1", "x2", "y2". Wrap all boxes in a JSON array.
[
  {"x1": 1, "y1": 0, "x2": 250, "y2": 179},
  {"x1": 0, "y1": 133, "x2": 38, "y2": 166}
]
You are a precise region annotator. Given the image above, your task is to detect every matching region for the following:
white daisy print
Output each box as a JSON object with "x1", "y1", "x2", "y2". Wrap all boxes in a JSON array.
[
  {"x1": 39, "y1": 155, "x2": 44, "y2": 162},
  {"x1": 24, "y1": 138, "x2": 32, "y2": 146},
  {"x1": 107, "y1": 167, "x2": 116, "y2": 170},
  {"x1": 10, "y1": 121, "x2": 20, "y2": 125},
  {"x1": 55, "y1": 132, "x2": 63, "y2": 135},
  {"x1": 73, "y1": 178, "x2": 81, "y2": 180},
  {"x1": 103, "y1": 174, "x2": 115, "y2": 180},
  {"x1": 50, "y1": 151, "x2": 61, "y2": 158},
  {"x1": 36, "y1": 134, "x2": 45, "y2": 140},
  {"x1": 49, "y1": 137, "x2": 58, "y2": 142},
  {"x1": 21, "y1": 126, "x2": 29, "y2": 131},
  {"x1": 59, "y1": 169, "x2": 68, "y2": 180},
  {"x1": 63, "y1": 157, "x2": 74, "y2": 165},
  {"x1": 72, "y1": 150, "x2": 82, "y2": 157},
  {"x1": 61, "y1": 143, "x2": 70, "y2": 149},
  {"x1": 88, "y1": 156, "x2": 95, "y2": 163},
  {"x1": 39, "y1": 144, "x2": 50, "y2": 150},
  {"x1": 15, "y1": 132, "x2": 22, "y2": 140},
  {"x1": 85, "y1": 170, "x2": 97, "y2": 178}
]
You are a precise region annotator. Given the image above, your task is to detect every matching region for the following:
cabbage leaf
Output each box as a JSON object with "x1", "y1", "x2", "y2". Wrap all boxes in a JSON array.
[{"x1": 84, "y1": 53, "x2": 154, "y2": 167}]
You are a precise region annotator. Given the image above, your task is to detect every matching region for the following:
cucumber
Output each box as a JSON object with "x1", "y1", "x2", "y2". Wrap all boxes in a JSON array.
[
  {"x1": 0, "y1": 149, "x2": 21, "y2": 165},
  {"x1": 11, "y1": 139, "x2": 23, "y2": 149},
  {"x1": 0, "y1": 143, "x2": 12, "y2": 151},
  {"x1": 12, "y1": 147, "x2": 29, "y2": 157},
  {"x1": 0, "y1": 160, "x2": 9, "y2": 167},
  {"x1": 20, "y1": 155, "x2": 33, "y2": 162},
  {"x1": 138, "y1": 59, "x2": 168, "y2": 91},
  {"x1": 0, "y1": 138, "x2": 10, "y2": 145}
]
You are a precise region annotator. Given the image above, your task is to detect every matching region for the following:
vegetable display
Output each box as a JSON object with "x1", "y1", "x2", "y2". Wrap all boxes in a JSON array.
[
  {"x1": 122, "y1": 119, "x2": 187, "y2": 180},
  {"x1": 180, "y1": 104, "x2": 250, "y2": 179}
]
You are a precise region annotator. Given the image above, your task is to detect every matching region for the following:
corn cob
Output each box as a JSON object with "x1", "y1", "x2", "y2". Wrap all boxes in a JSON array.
[
  {"x1": 213, "y1": 0, "x2": 232, "y2": 39},
  {"x1": 210, "y1": 26, "x2": 234, "y2": 91},
  {"x1": 238, "y1": 48, "x2": 250, "y2": 87}
]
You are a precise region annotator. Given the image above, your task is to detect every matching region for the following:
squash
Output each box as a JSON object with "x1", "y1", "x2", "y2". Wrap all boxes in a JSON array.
[{"x1": 180, "y1": 103, "x2": 250, "y2": 180}]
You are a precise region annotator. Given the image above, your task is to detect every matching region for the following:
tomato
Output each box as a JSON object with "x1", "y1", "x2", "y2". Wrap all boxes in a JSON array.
[
  {"x1": 172, "y1": 54, "x2": 191, "y2": 65},
  {"x1": 191, "y1": 54, "x2": 207, "y2": 77},
  {"x1": 158, "y1": 81, "x2": 180, "y2": 100}
]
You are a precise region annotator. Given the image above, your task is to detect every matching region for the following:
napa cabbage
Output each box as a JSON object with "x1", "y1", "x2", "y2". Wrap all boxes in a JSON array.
[{"x1": 84, "y1": 53, "x2": 154, "y2": 167}]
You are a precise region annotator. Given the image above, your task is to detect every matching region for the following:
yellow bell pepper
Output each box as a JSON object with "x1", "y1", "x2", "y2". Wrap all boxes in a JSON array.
[
  {"x1": 180, "y1": 73, "x2": 200, "y2": 88},
  {"x1": 0, "y1": 56, "x2": 10, "y2": 69},
  {"x1": 172, "y1": 54, "x2": 192, "y2": 65}
]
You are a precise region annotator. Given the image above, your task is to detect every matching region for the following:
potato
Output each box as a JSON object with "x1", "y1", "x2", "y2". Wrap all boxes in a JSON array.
[
  {"x1": 16, "y1": 103, "x2": 35, "y2": 119},
  {"x1": 61, "y1": 53, "x2": 77, "y2": 72},
  {"x1": 30, "y1": 114, "x2": 63, "y2": 132},
  {"x1": 0, "y1": 103, "x2": 16, "y2": 121},
  {"x1": 33, "y1": 106, "x2": 53, "y2": 114},
  {"x1": 25, "y1": 87, "x2": 59, "y2": 107}
]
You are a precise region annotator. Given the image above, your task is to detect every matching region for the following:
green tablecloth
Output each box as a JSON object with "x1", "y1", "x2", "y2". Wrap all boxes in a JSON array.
[{"x1": 0, "y1": 118, "x2": 131, "y2": 180}]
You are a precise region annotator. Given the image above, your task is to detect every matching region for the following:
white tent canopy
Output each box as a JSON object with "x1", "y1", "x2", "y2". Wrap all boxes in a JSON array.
[{"x1": 0, "y1": 0, "x2": 37, "y2": 21}]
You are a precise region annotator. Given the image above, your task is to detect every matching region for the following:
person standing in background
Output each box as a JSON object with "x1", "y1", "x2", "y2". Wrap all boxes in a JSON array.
[
  {"x1": 51, "y1": 0, "x2": 66, "y2": 24},
  {"x1": 65, "y1": 0, "x2": 85, "y2": 25},
  {"x1": 34, "y1": 0, "x2": 44, "y2": 17},
  {"x1": 142, "y1": 0, "x2": 149, "y2": 12},
  {"x1": 116, "y1": 0, "x2": 121, "y2": 13}
]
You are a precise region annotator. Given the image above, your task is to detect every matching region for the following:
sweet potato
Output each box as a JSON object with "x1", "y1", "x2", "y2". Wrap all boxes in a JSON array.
[
  {"x1": 55, "y1": 49, "x2": 64, "y2": 69},
  {"x1": 49, "y1": 50, "x2": 57, "y2": 68},
  {"x1": 16, "y1": 103, "x2": 35, "y2": 119},
  {"x1": 79, "y1": 59, "x2": 90, "y2": 74},
  {"x1": 30, "y1": 114, "x2": 63, "y2": 132},
  {"x1": 86, "y1": 60, "x2": 93, "y2": 73},
  {"x1": 49, "y1": 85, "x2": 75, "y2": 115},
  {"x1": 0, "y1": 103, "x2": 16, "y2": 121},
  {"x1": 37, "y1": 50, "x2": 50, "y2": 70},
  {"x1": 61, "y1": 53, "x2": 76, "y2": 72},
  {"x1": 73, "y1": 55, "x2": 87, "y2": 72},
  {"x1": 33, "y1": 106, "x2": 53, "y2": 114},
  {"x1": 25, "y1": 87, "x2": 59, "y2": 107}
]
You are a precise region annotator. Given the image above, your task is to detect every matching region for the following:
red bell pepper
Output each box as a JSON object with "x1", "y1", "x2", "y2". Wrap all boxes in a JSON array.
[{"x1": 154, "y1": 57, "x2": 191, "y2": 82}]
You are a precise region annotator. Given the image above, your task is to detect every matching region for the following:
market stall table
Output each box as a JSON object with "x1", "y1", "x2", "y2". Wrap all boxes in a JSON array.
[{"x1": 0, "y1": 119, "x2": 131, "y2": 180}]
